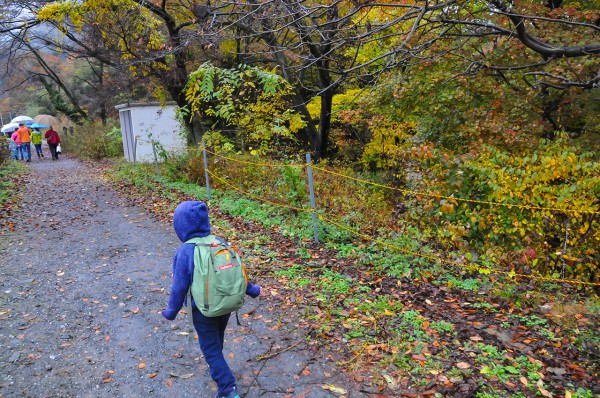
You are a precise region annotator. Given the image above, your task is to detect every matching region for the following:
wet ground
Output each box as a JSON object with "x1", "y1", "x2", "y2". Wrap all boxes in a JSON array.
[{"x1": 0, "y1": 156, "x2": 370, "y2": 398}]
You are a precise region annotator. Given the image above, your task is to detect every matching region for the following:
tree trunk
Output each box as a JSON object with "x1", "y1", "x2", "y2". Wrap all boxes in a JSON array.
[{"x1": 316, "y1": 89, "x2": 334, "y2": 159}]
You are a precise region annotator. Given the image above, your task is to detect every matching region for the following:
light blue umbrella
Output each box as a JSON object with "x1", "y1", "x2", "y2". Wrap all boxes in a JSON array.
[{"x1": 30, "y1": 123, "x2": 49, "y2": 129}]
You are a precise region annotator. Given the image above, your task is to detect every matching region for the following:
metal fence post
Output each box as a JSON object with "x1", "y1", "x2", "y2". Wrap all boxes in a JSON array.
[
  {"x1": 133, "y1": 136, "x2": 138, "y2": 165},
  {"x1": 306, "y1": 153, "x2": 319, "y2": 243},
  {"x1": 202, "y1": 142, "x2": 211, "y2": 201},
  {"x1": 152, "y1": 141, "x2": 160, "y2": 177}
]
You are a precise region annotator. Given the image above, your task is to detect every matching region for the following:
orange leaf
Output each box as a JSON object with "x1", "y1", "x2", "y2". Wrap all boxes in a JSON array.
[{"x1": 520, "y1": 376, "x2": 528, "y2": 386}]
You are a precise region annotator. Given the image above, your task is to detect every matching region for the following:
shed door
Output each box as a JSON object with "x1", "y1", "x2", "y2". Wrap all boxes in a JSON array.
[{"x1": 119, "y1": 110, "x2": 134, "y2": 162}]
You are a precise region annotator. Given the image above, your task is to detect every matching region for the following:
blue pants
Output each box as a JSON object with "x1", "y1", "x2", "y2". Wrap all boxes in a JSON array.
[
  {"x1": 22, "y1": 142, "x2": 31, "y2": 160},
  {"x1": 34, "y1": 144, "x2": 43, "y2": 156},
  {"x1": 16, "y1": 144, "x2": 23, "y2": 159},
  {"x1": 192, "y1": 307, "x2": 236, "y2": 396},
  {"x1": 9, "y1": 143, "x2": 18, "y2": 159}
]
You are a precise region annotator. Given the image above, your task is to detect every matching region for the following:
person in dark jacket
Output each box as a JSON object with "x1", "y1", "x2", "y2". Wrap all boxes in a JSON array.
[
  {"x1": 44, "y1": 126, "x2": 61, "y2": 160},
  {"x1": 161, "y1": 201, "x2": 261, "y2": 398}
]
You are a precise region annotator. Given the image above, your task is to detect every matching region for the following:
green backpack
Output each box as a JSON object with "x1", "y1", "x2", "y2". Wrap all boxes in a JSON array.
[{"x1": 186, "y1": 235, "x2": 248, "y2": 318}]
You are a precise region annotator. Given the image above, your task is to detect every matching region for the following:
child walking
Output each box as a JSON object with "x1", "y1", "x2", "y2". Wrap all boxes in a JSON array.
[
  {"x1": 31, "y1": 128, "x2": 44, "y2": 158},
  {"x1": 161, "y1": 201, "x2": 261, "y2": 398}
]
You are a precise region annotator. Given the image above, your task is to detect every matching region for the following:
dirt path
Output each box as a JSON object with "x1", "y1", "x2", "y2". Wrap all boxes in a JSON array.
[{"x1": 0, "y1": 157, "x2": 368, "y2": 398}]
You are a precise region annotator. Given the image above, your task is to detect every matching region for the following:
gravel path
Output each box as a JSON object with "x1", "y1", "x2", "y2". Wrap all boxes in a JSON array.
[{"x1": 0, "y1": 157, "x2": 368, "y2": 398}]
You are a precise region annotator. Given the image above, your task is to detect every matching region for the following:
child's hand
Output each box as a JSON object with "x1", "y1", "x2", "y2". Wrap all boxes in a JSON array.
[{"x1": 161, "y1": 308, "x2": 177, "y2": 320}]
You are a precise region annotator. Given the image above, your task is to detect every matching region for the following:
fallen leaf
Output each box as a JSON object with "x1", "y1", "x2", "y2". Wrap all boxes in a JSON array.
[
  {"x1": 166, "y1": 379, "x2": 173, "y2": 387},
  {"x1": 322, "y1": 384, "x2": 347, "y2": 394},
  {"x1": 383, "y1": 373, "x2": 398, "y2": 389},
  {"x1": 547, "y1": 367, "x2": 566, "y2": 376},
  {"x1": 138, "y1": 362, "x2": 146, "y2": 369},
  {"x1": 520, "y1": 376, "x2": 528, "y2": 386},
  {"x1": 537, "y1": 380, "x2": 552, "y2": 398},
  {"x1": 148, "y1": 372, "x2": 158, "y2": 379},
  {"x1": 456, "y1": 362, "x2": 471, "y2": 369},
  {"x1": 169, "y1": 372, "x2": 194, "y2": 379}
]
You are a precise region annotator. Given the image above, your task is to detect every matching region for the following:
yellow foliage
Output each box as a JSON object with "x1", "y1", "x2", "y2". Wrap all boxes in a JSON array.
[
  {"x1": 306, "y1": 89, "x2": 364, "y2": 121},
  {"x1": 37, "y1": 0, "x2": 163, "y2": 60},
  {"x1": 361, "y1": 119, "x2": 417, "y2": 169}
]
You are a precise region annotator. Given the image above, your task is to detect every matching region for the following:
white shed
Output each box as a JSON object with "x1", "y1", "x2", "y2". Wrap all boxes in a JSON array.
[{"x1": 115, "y1": 102, "x2": 186, "y2": 162}]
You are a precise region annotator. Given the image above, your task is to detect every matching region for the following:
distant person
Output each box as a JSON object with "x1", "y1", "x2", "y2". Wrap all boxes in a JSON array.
[
  {"x1": 16, "y1": 123, "x2": 31, "y2": 162},
  {"x1": 8, "y1": 129, "x2": 18, "y2": 160},
  {"x1": 45, "y1": 126, "x2": 61, "y2": 160},
  {"x1": 161, "y1": 201, "x2": 262, "y2": 398},
  {"x1": 11, "y1": 128, "x2": 23, "y2": 160},
  {"x1": 31, "y1": 128, "x2": 44, "y2": 159}
]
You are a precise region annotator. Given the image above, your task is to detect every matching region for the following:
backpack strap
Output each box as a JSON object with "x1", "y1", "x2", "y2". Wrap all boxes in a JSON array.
[
  {"x1": 184, "y1": 236, "x2": 215, "y2": 344},
  {"x1": 186, "y1": 286, "x2": 195, "y2": 344}
]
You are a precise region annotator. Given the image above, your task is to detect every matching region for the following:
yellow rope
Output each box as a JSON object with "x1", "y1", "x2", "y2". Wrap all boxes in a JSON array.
[
  {"x1": 201, "y1": 148, "x2": 598, "y2": 215},
  {"x1": 203, "y1": 148, "x2": 304, "y2": 168},
  {"x1": 199, "y1": 150, "x2": 599, "y2": 287},
  {"x1": 207, "y1": 170, "x2": 312, "y2": 214},
  {"x1": 319, "y1": 215, "x2": 600, "y2": 287},
  {"x1": 311, "y1": 165, "x2": 599, "y2": 216}
]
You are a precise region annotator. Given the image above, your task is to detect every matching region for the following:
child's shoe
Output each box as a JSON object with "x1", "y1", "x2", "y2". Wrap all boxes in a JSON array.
[{"x1": 216, "y1": 386, "x2": 240, "y2": 398}]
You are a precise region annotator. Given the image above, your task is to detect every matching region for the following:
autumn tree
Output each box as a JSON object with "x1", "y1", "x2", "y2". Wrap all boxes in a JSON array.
[
  {"x1": 204, "y1": 0, "x2": 598, "y2": 158},
  {"x1": 32, "y1": 0, "x2": 222, "y2": 141}
]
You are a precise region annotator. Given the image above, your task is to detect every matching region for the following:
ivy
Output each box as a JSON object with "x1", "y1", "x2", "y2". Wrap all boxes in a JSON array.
[{"x1": 184, "y1": 63, "x2": 306, "y2": 154}]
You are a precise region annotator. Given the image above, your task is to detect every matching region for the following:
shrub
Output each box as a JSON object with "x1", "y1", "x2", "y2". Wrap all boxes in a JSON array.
[
  {"x1": 63, "y1": 120, "x2": 123, "y2": 160},
  {"x1": 0, "y1": 135, "x2": 12, "y2": 165},
  {"x1": 425, "y1": 134, "x2": 600, "y2": 282}
]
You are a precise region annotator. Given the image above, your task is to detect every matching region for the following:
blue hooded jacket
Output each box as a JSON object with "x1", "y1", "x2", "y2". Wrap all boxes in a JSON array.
[{"x1": 162, "y1": 201, "x2": 260, "y2": 320}]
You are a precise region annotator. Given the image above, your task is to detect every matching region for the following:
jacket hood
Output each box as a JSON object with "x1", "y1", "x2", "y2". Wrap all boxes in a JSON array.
[{"x1": 173, "y1": 201, "x2": 211, "y2": 242}]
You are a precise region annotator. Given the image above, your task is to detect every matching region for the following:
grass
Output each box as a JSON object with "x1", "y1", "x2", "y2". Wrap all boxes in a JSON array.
[{"x1": 0, "y1": 161, "x2": 27, "y2": 204}]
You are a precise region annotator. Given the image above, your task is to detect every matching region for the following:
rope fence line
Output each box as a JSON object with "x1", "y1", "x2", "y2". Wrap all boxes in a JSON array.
[
  {"x1": 206, "y1": 170, "x2": 312, "y2": 214},
  {"x1": 203, "y1": 147, "x2": 305, "y2": 168},
  {"x1": 204, "y1": 163, "x2": 599, "y2": 287},
  {"x1": 319, "y1": 215, "x2": 600, "y2": 287},
  {"x1": 311, "y1": 165, "x2": 600, "y2": 216},
  {"x1": 202, "y1": 148, "x2": 598, "y2": 216},
  {"x1": 199, "y1": 146, "x2": 599, "y2": 287}
]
